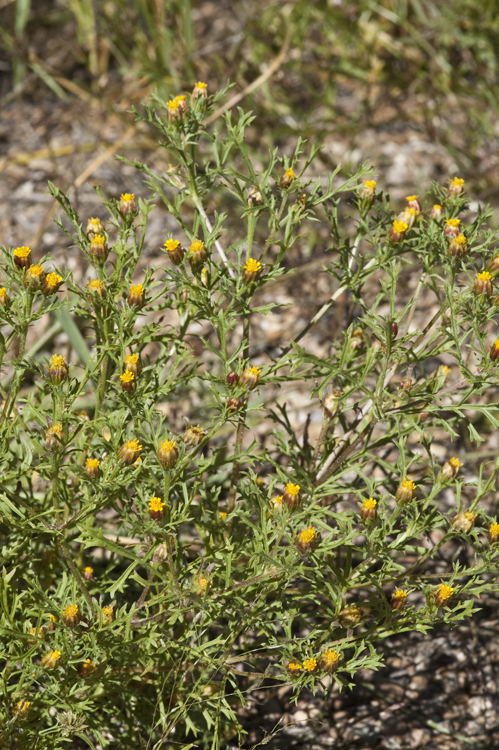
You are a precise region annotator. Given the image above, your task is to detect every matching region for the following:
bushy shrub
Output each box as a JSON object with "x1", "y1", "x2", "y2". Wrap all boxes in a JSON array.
[{"x1": 1, "y1": 83, "x2": 499, "y2": 749}]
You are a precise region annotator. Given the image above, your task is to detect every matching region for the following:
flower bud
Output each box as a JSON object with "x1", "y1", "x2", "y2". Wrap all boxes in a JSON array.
[
  {"x1": 88, "y1": 234, "x2": 109, "y2": 264},
  {"x1": 448, "y1": 233, "x2": 468, "y2": 258},
  {"x1": 444, "y1": 218, "x2": 461, "y2": 238},
  {"x1": 119, "y1": 192, "x2": 137, "y2": 216},
  {"x1": 120, "y1": 370, "x2": 136, "y2": 394},
  {"x1": 447, "y1": 177, "x2": 464, "y2": 198},
  {"x1": 49, "y1": 354, "x2": 68, "y2": 385},
  {"x1": 183, "y1": 425, "x2": 204, "y2": 448},
  {"x1": 360, "y1": 497, "x2": 377, "y2": 523},
  {"x1": 227, "y1": 397, "x2": 242, "y2": 412},
  {"x1": 405, "y1": 195, "x2": 422, "y2": 214},
  {"x1": 85, "y1": 458, "x2": 100, "y2": 478},
  {"x1": 491, "y1": 338, "x2": 499, "y2": 361},
  {"x1": 175, "y1": 94, "x2": 188, "y2": 114},
  {"x1": 282, "y1": 482, "x2": 300, "y2": 511},
  {"x1": 14, "y1": 699, "x2": 31, "y2": 719},
  {"x1": 200, "y1": 267, "x2": 209, "y2": 287},
  {"x1": 295, "y1": 526, "x2": 319, "y2": 553},
  {"x1": 338, "y1": 604, "x2": 361, "y2": 628},
  {"x1": 488, "y1": 521, "x2": 499, "y2": 544},
  {"x1": 399, "y1": 376, "x2": 412, "y2": 391},
  {"x1": 287, "y1": 660, "x2": 302, "y2": 676},
  {"x1": 391, "y1": 321, "x2": 398, "y2": 338},
  {"x1": 388, "y1": 220, "x2": 408, "y2": 243},
  {"x1": 153, "y1": 543, "x2": 168, "y2": 562},
  {"x1": 452, "y1": 510, "x2": 476, "y2": 533},
  {"x1": 271, "y1": 495, "x2": 283, "y2": 512},
  {"x1": 13, "y1": 246, "x2": 31, "y2": 269},
  {"x1": 127, "y1": 283, "x2": 145, "y2": 309},
  {"x1": 390, "y1": 590, "x2": 407, "y2": 610},
  {"x1": 117, "y1": 438, "x2": 142, "y2": 465},
  {"x1": 359, "y1": 179, "x2": 376, "y2": 202},
  {"x1": 45, "y1": 423, "x2": 63, "y2": 451},
  {"x1": 192, "y1": 81, "x2": 208, "y2": 101},
  {"x1": 78, "y1": 659, "x2": 96, "y2": 678},
  {"x1": 149, "y1": 496, "x2": 165, "y2": 521},
  {"x1": 41, "y1": 649, "x2": 61, "y2": 668},
  {"x1": 0, "y1": 287, "x2": 11, "y2": 309},
  {"x1": 24, "y1": 263, "x2": 45, "y2": 291},
  {"x1": 242, "y1": 258, "x2": 262, "y2": 284},
  {"x1": 188, "y1": 239, "x2": 208, "y2": 270},
  {"x1": 124, "y1": 353, "x2": 141, "y2": 378},
  {"x1": 63, "y1": 603, "x2": 81, "y2": 628},
  {"x1": 434, "y1": 583, "x2": 453, "y2": 607},
  {"x1": 157, "y1": 439, "x2": 178, "y2": 469},
  {"x1": 280, "y1": 168, "x2": 295, "y2": 189},
  {"x1": 318, "y1": 649, "x2": 341, "y2": 673},
  {"x1": 247, "y1": 185, "x2": 263, "y2": 206},
  {"x1": 166, "y1": 98, "x2": 182, "y2": 122},
  {"x1": 83, "y1": 566, "x2": 93, "y2": 581},
  {"x1": 398, "y1": 208, "x2": 417, "y2": 229},
  {"x1": 440, "y1": 456, "x2": 462, "y2": 482},
  {"x1": 395, "y1": 478, "x2": 417, "y2": 504},
  {"x1": 164, "y1": 238, "x2": 185, "y2": 265},
  {"x1": 474, "y1": 271, "x2": 492, "y2": 297},
  {"x1": 86, "y1": 217, "x2": 105, "y2": 237},
  {"x1": 226, "y1": 371, "x2": 239, "y2": 387},
  {"x1": 430, "y1": 204, "x2": 442, "y2": 219},
  {"x1": 240, "y1": 366, "x2": 261, "y2": 390},
  {"x1": 87, "y1": 278, "x2": 106, "y2": 299},
  {"x1": 488, "y1": 255, "x2": 499, "y2": 273},
  {"x1": 47, "y1": 613, "x2": 57, "y2": 632}
]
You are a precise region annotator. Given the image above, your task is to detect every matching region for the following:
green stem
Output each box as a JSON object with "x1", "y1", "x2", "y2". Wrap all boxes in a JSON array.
[{"x1": 59, "y1": 537, "x2": 96, "y2": 616}]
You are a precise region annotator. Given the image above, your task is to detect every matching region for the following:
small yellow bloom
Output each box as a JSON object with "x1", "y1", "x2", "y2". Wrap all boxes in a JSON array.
[
  {"x1": 149, "y1": 497, "x2": 165, "y2": 513},
  {"x1": 190, "y1": 239, "x2": 205, "y2": 253},
  {"x1": 364, "y1": 180, "x2": 376, "y2": 189},
  {"x1": 392, "y1": 220, "x2": 408, "y2": 233},
  {"x1": 285, "y1": 483, "x2": 300, "y2": 497},
  {"x1": 285, "y1": 168, "x2": 295, "y2": 179},
  {"x1": 195, "y1": 81, "x2": 207, "y2": 90},
  {"x1": 220, "y1": 511, "x2": 228, "y2": 520},
  {"x1": 476, "y1": 271, "x2": 491, "y2": 282},
  {"x1": 319, "y1": 649, "x2": 340, "y2": 672},
  {"x1": 28, "y1": 263, "x2": 44, "y2": 278},
  {"x1": 125, "y1": 354, "x2": 139, "y2": 366},
  {"x1": 287, "y1": 661, "x2": 302, "y2": 674},
  {"x1": 446, "y1": 218, "x2": 460, "y2": 227},
  {"x1": 13, "y1": 246, "x2": 31, "y2": 258},
  {"x1": 193, "y1": 575, "x2": 209, "y2": 593},
  {"x1": 84, "y1": 566, "x2": 93, "y2": 575},
  {"x1": 50, "y1": 354, "x2": 65, "y2": 368},
  {"x1": 88, "y1": 279, "x2": 105, "y2": 292},
  {"x1": 130, "y1": 283, "x2": 144, "y2": 295},
  {"x1": 362, "y1": 497, "x2": 376, "y2": 510},
  {"x1": 303, "y1": 657, "x2": 317, "y2": 672},
  {"x1": 164, "y1": 239, "x2": 180, "y2": 252},
  {"x1": 121, "y1": 193, "x2": 134, "y2": 202},
  {"x1": 451, "y1": 177, "x2": 465, "y2": 188},
  {"x1": 435, "y1": 583, "x2": 454, "y2": 606},
  {"x1": 406, "y1": 195, "x2": 418, "y2": 201},
  {"x1": 453, "y1": 233, "x2": 467, "y2": 246},
  {"x1": 102, "y1": 605, "x2": 114, "y2": 625},
  {"x1": 120, "y1": 371, "x2": 135, "y2": 384},
  {"x1": 298, "y1": 527, "x2": 317, "y2": 544},
  {"x1": 41, "y1": 650, "x2": 61, "y2": 668},
  {"x1": 244, "y1": 258, "x2": 261, "y2": 273}
]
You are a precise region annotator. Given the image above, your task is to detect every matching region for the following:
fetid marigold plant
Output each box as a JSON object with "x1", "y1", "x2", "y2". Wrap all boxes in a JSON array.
[{"x1": 1, "y1": 82, "x2": 499, "y2": 749}]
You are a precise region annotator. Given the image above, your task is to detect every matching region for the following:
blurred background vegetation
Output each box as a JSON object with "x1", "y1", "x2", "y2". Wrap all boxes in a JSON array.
[{"x1": 2, "y1": 0, "x2": 499, "y2": 200}]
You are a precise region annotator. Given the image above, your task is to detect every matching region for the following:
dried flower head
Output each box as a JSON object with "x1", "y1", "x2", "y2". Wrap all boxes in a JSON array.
[
  {"x1": 441, "y1": 457, "x2": 462, "y2": 482},
  {"x1": 78, "y1": 659, "x2": 96, "y2": 678},
  {"x1": 41, "y1": 650, "x2": 61, "y2": 668},
  {"x1": 390, "y1": 589, "x2": 407, "y2": 610},
  {"x1": 338, "y1": 604, "x2": 361, "y2": 628},
  {"x1": 280, "y1": 167, "x2": 295, "y2": 189},
  {"x1": 14, "y1": 698, "x2": 31, "y2": 719},
  {"x1": 183, "y1": 425, "x2": 204, "y2": 447},
  {"x1": 452, "y1": 510, "x2": 476, "y2": 533}
]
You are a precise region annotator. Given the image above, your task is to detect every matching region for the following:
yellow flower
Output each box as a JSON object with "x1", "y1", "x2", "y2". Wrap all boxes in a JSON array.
[
  {"x1": 435, "y1": 583, "x2": 454, "y2": 606},
  {"x1": 125, "y1": 353, "x2": 139, "y2": 366},
  {"x1": 451, "y1": 177, "x2": 465, "y2": 187},
  {"x1": 14, "y1": 699, "x2": 31, "y2": 718},
  {"x1": 285, "y1": 168, "x2": 295, "y2": 179},
  {"x1": 63, "y1": 603, "x2": 80, "y2": 627},
  {"x1": 78, "y1": 658, "x2": 96, "y2": 678},
  {"x1": 190, "y1": 239, "x2": 205, "y2": 253},
  {"x1": 220, "y1": 511, "x2": 228, "y2": 520},
  {"x1": 453, "y1": 233, "x2": 466, "y2": 246},
  {"x1": 406, "y1": 195, "x2": 418, "y2": 201},
  {"x1": 303, "y1": 657, "x2": 317, "y2": 672},
  {"x1": 13, "y1": 246, "x2": 31, "y2": 258},
  {"x1": 244, "y1": 258, "x2": 261, "y2": 273},
  {"x1": 41, "y1": 650, "x2": 61, "y2": 668},
  {"x1": 149, "y1": 497, "x2": 165, "y2": 513},
  {"x1": 130, "y1": 283, "x2": 144, "y2": 295},
  {"x1": 195, "y1": 81, "x2": 207, "y2": 90},
  {"x1": 298, "y1": 527, "x2": 317, "y2": 544},
  {"x1": 193, "y1": 575, "x2": 209, "y2": 593},
  {"x1": 476, "y1": 271, "x2": 491, "y2": 282},
  {"x1": 88, "y1": 279, "x2": 104, "y2": 291},
  {"x1": 318, "y1": 649, "x2": 340, "y2": 672},
  {"x1": 362, "y1": 497, "x2": 376, "y2": 510},
  {"x1": 449, "y1": 457, "x2": 462, "y2": 469},
  {"x1": 446, "y1": 218, "x2": 460, "y2": 227},
  {"x1": 392, "y1": 220, "x2": 408, "y2": 233},
  {"x1": 364, "y1": 180, "x2": 376, "y2": 189},
  {"x1": 120, "y1": 371, "x2": 134, "y2": 384},
  {"x1": 102, "y1": 605, "x2": 114, "y2": 625},
  {"x1": 287, "y1": 661, "x2": 302, "y2": 674},
  {"x1": 285, "y1": 483, "x2": 300, "y2": 497},
  {"x1": 395, "y1": 478, "x2": 417, "y2": 503},
  {"x1": 390, "y1": 589, "x2": 407, "y2": 610},
  {"x1": 271, "y1": 495, "x2": 283, "y2": 511},
  {"x1": 28, "y1": 263, "x2": 44, "y2": 278},
  {"x1": 158, "y1": 439, "x2": 178, "y2": 469},
  {"x1": 164, "y1": 239, "x2": 180, "y2": 252},
  {"x1": 118, "y1": 439, "x2": 142, "y2": 464},
  {"x1": 121, "y1": 193, "x2": 134, "y2": 202},
  {"x1": 50, "y1": 354, "x2": 65, "y2": 368},
  {"x1": 84, "y1": 566, "x2": 93, "y2": 574}
]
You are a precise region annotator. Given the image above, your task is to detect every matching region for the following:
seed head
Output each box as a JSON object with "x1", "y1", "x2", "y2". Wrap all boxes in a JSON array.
[
  {"x1": 338, "y1": 604, "x2": 361, "y2": 628},
  {"x1": 183, "y1": 425, "x2": 204, "y2": 448},
  {"x1": 247, "y1": 184, "x2": 263, "y2": 206}
]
